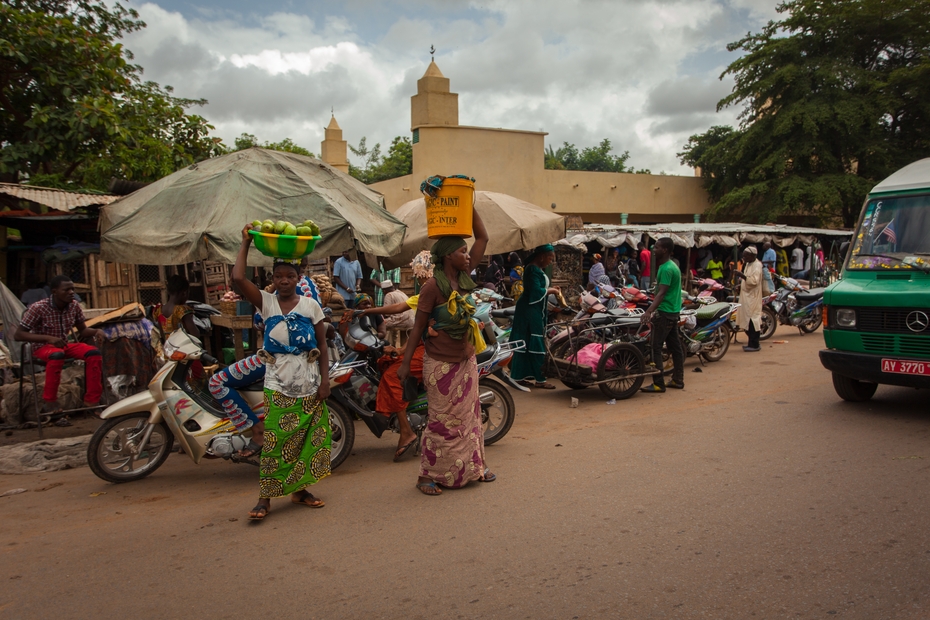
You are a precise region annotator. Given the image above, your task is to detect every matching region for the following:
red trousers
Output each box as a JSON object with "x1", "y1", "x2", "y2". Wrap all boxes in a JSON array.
[
  {"x1": 33, "y1": 343, "x2": 103, "y2": 404},
  {"x1": 377, "y1": 345, "x2": 424, "y2": 416}
]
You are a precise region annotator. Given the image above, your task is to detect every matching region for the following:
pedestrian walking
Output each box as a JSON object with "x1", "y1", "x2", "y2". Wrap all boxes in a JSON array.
[
  {"x1": 639, "y1": 237, "x2": 684, "y2": 393},
  {"x1": 735, "y1": 246, "x2": 763, "y2": 352},
  {"x1": 233, "y1": 225, "x2": 332, "y2": 520},
  {"x1": 398, "y1": 207, "x2": 496, "y2": 496}
]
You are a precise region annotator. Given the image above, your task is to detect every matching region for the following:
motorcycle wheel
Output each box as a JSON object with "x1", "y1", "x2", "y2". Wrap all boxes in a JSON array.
[
  {"x1": 325, "y1": 400, "x2": 356, "y2": 470},
  {"x1": 799, "y1": 311, "x2": 823, "y2": 333},
  {"x1": 759, "y1": 307, "x2": 777, "y2": 341},
  {"x1": 597, "y1": 342, "x2": 646, "y2": 400},
  {"x1": 87, "y1": 413, "x2": 174, "y2": 484},
  {"x1": 701, "y1": 324, "x2": 731, "y2": 362},
  {"x1": 479, "y1": 378, "x2": 515, "y2": 446}
]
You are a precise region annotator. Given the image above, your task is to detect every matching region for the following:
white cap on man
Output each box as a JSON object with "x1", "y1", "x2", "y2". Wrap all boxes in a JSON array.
[{"x1": 380, "y1": 280, "x2": 393, "y2": 289}]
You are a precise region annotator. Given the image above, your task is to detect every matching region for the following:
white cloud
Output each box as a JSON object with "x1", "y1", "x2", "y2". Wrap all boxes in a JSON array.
[{"x1": 124, "y1": 0, "x2": 776, "y2": 173}]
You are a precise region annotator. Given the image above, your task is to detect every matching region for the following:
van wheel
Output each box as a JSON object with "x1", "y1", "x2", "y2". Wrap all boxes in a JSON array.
[{"x1": 832, "y1": 373, "x2": 877, "y2": 402}]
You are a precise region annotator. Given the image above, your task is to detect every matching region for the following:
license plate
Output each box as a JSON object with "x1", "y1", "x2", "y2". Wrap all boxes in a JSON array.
[{"x1": 881, "y1": 359, "x2": 930, "y2": 376}]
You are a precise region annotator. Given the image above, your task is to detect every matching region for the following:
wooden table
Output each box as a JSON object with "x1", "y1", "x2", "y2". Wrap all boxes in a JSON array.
[{"x1": 210, "y1": 314, "x2": 256, "y2": 362}]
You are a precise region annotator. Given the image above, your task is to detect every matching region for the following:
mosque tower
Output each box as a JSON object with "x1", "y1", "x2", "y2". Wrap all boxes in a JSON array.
[
  {"x1": 320, "y1": 114, "x2": 349, "y2": 173},
  {"x1": 410, "y1": 60, "x2": 458, "y2": 129}
]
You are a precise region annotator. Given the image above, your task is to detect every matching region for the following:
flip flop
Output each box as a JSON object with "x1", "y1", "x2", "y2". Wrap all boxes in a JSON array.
[
  {"x1": 416, "y1": 480, "x2": 442, "y2": 495},
  {"x1": 393, "y1": 439, "x2": 417, "y2": 462},
  {"x1": 248, "y1": 503, "x2": 269, "y2": 521},
  {"x1": 479, "y1": 468, "x2": 496, "y2": 482},
  {"x1": 291, "y1": 492, "x2": 325, "y2": 508},
  {"x1": 237, "y1": 439, "x2": 263, "y2": 459}
]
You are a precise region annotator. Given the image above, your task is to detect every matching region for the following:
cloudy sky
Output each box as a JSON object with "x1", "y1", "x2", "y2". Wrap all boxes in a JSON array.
[{"x1": 122, "y1": 0, "x2": 781, "y2": 175}]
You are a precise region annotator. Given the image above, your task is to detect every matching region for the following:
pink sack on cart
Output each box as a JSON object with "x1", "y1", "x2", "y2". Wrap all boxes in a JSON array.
[{"x1": 569, "y1": 343, "x2": 616, "y2": 372}]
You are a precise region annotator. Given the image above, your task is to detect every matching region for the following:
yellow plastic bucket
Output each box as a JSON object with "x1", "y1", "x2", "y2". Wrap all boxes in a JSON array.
[{"x1": 425, "y1": 177, "x2": 475, "y2": 239}]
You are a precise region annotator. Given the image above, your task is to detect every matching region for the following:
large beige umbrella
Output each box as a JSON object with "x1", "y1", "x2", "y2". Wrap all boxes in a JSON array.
[{"x1": 383, "y1": 191, "x2": 565, "y2": 268}]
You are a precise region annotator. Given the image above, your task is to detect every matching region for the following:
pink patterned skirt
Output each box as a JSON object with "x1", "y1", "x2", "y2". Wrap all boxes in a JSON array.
[{"x1": 420, "y1": 353, "x2": 486, "y2": 488}]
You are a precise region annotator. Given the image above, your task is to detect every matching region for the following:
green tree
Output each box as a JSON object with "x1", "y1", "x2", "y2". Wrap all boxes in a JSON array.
[
  {"x1": 230, "y1": 133, "x2": 315, "y2": 157},
  {"x1": 348, "y1": 136, "x2": 412, "y2": 184},
  {"x1": 680, "y1": 0, "x2": 930, "y2": 227},
  {"x1": 0, "y1": 0, "x2": 222, "y2": 190},
  {"x1": 544, "y1": 139, "x2": 632, "y2": 173}
]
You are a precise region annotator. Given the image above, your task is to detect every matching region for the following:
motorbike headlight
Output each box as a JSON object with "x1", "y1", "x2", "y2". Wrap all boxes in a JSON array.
[{"x1": 835, "y1": 308, "x2": 856, "y2": 328}]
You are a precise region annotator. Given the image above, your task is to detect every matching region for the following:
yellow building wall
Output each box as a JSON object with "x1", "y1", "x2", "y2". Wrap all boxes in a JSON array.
[{"x1": 370, "y1": 123, "x2": 710, "y2": 223}]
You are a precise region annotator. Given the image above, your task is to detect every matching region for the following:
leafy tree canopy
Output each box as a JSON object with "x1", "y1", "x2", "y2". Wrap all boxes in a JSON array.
[
  {"x1": 545, "y1": 139, "x2": 635, "y2": 173},
  {"x1": 349, "y1": 136, "x2": 412, "y2": 184},
  {"x1": 230, "y1": 133, "x2": 315, "y2": 157},
  {"x1": 0, "y1": 0, "x2": 223, "y2": 191},
  {"x1": 680, "y1": 0, "x2": 930, "y2": 227}
]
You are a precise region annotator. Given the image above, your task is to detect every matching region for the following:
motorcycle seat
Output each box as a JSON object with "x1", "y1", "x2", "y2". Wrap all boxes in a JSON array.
[
  {"x1": 794, "y1": 288, "x2": 825, "y2": 303},
  {"x1": 491, "y1": 307, "x2": 516, "y2": 318},
  {"x1": 695, "y1": 302, "x2": 732, "y2": 321},
  {"x1": 475, "y1": 343, "x2": 500, "y2": 365}
]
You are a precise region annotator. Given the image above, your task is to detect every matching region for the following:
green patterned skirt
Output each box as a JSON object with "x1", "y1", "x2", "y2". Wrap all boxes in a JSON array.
[{"x1": 259, "y1": 389, "x2": 331, "y2": 499}]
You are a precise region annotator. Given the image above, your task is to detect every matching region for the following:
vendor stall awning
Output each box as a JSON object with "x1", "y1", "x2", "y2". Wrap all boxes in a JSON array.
[
  {"x1": 0, "y1": 183, "x2": 118, "y2": 211},
  {"x1": 559, "y1": 222, "x2": 852, "y2": 250}
]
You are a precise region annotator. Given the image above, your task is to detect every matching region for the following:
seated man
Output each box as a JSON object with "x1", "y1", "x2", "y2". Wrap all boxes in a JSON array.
[{"x1": 15, "y1": 275, "x2": 105, "y2": 413}]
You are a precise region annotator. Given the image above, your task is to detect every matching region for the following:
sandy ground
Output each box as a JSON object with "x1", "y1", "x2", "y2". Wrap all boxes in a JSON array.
[{"x1": 1, "y1": 325, "x2": 928, "y2": 619}]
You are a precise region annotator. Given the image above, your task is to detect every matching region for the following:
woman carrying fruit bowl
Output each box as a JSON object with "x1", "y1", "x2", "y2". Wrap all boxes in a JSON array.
[{"x1": 229, "y1": 222, "x2": 332, "y2": 521}]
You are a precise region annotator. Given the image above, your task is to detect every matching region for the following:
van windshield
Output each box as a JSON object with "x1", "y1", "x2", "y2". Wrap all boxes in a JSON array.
[{"x1": 848, "y1": 194, "x2": 930, "y2": 271}]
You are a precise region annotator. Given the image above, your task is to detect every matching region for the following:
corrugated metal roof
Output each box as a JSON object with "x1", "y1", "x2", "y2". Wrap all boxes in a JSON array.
[{"x1": 0, "y1": 183, "x2": 119, "y2": 211}]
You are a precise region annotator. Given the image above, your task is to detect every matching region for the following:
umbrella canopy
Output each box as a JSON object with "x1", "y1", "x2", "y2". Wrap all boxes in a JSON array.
[
  {"x1": 100, "y1": 148, "x2": 406, "y2": 265},
  {"x1": 384, "y1": 191, "x2": 566, "y2": 268}
]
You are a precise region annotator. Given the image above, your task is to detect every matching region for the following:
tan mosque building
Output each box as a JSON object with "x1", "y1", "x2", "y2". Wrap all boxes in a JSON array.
[{"x1": 321, "y1": 61, "x2": 709, "y2": 225}]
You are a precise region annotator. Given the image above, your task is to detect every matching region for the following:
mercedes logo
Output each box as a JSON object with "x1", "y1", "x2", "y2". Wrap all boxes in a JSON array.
[{"x1": 906, "y1": 311, "x2": 929, "y2": 333}]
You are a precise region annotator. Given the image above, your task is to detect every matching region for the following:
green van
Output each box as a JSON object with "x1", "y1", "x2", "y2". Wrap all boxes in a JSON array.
[{"x1": 820, "y1": 158, "x2": 930, "y2": 401}]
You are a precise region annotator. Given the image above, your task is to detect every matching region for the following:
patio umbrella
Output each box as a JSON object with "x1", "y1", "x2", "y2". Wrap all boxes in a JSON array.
[
  {"x1": 100, "y1": 148, "x2": 406, "y2": 265},
  {"x1": 383, "y1": 191, "x2": 566, "y2": 268}
]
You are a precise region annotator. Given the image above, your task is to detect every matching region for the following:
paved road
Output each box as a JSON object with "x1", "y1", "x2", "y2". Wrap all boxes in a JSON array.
[{"x1": 1, "y1": 326, "x2": 929, "y2": 619}]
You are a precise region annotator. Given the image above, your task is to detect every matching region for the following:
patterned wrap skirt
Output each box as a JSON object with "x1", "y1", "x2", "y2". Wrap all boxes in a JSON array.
[
  {"x1": 259, "y1": 389, "x2": 331, "y2": 499},
  {"x1": 420, "y1": 353, "x2": 486, "y2": 488}
]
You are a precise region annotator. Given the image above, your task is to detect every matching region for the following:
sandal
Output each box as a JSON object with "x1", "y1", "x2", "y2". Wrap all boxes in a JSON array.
[
  {"x1": 416, "y1": 480, "x2": 442, "y2": 496},
  {"x1": 480, "y1": 468, "x2": 496, "y2": 482},
  {"x1": 640, "y1": 384, "x2": 666, "y2": 393},
  {"x1": 237, "y1": 439, "x2": 263, "y2": 459},
  {"x1": 248, "y1": 503, "x2": 269, "y2": 520},
  {"x1": 393, "y1": 439, "x2": 417, "y2": 462},
  {"x1": 291, "y1": 491, "x2": 325, "y2": 508},
  {"x1": 534, "y1": 382, "x2": 556, "y2": 390}
]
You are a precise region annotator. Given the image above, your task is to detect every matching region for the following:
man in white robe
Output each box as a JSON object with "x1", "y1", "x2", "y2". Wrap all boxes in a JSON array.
[{"x1": 736, "y1": 246, "x2": 763, "y2": 352}]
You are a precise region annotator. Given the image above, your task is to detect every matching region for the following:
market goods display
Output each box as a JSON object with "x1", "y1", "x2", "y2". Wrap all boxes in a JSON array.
[
  {"x1": 248, "y1": 218, "x2": 322, "y2": 259},
  {"x1": 309, "y1": 275, "x2": 335, "y2": 306}
]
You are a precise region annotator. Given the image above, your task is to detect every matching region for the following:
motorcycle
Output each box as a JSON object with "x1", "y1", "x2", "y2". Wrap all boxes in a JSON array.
[
  {"x1": 327, "y1": 315, "x2": 523, "y2": 456},
  {"x1": 676, "y1": 301, "x2": 740, "y2": 362},
  {"x1": 759, "y1": 272, "x2": 825, "y2": 340},
  {"x1": 87, "y1": 327, "x2": 356, "y2": 484}
]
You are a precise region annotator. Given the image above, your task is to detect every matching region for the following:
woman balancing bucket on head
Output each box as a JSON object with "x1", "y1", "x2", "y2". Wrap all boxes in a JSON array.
[
  {"x1": 397, "y1": 206, "x2": 497, "y2": 495},
  {"x1": 232, "y1": 223, "x2": 332, "y2": 521}
]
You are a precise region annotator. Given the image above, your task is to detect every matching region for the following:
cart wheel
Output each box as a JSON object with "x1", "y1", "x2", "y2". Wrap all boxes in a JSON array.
[{"x1": 597, "y1": 342, "x2": 646, "y2": 400}]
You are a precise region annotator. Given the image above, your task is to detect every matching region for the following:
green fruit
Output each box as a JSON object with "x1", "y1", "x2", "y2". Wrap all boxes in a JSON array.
[
  {"x1": 302, "y1": 219, "x2": 315, "y2": 228},
  {"x1": 274, "y1": 220, "x2": 287, "y2": 234},
  {"x1": 283, "y1": 224, "x2": 297, "y2": 236},
  {"x1": 261, "y1": 221, "x2": 275, "y2": 233},
  {"x1": 263, "y1": 219, "x2": 274, "y2": 227},
  {"x1": 296, "y1": 226, "x2": 312, "y2": 237},
  {"x1": 308, "y1": 223, "x2": 320, "y2": 237},
  {"x1": 251, "y1": 219, "x2": 263, "y2": 229}
]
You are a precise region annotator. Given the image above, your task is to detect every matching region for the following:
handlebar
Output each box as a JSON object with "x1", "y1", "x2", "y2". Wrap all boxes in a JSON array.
[{"x1": 201, "y1": 353, "x2": 218, "y2": 366}]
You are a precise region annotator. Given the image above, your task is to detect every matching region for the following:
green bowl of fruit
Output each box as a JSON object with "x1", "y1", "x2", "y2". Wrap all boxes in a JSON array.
[{"x1": 249, "y1": 219, "x2": 322, "y2": 259}]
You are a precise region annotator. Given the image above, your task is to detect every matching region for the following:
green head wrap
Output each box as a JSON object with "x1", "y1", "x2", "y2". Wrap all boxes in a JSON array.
[
  {"x1": 430, "y1": 237, "x2": 477, "y2": 298},
  {"x1": 526, "y1": 243, "x2": 555, "y2": 263}
]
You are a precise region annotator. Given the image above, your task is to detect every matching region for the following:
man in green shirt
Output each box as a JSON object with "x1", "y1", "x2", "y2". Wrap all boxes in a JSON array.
[{"x1": 639, "y1": 237, "x2": 685, "y2": 392}]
